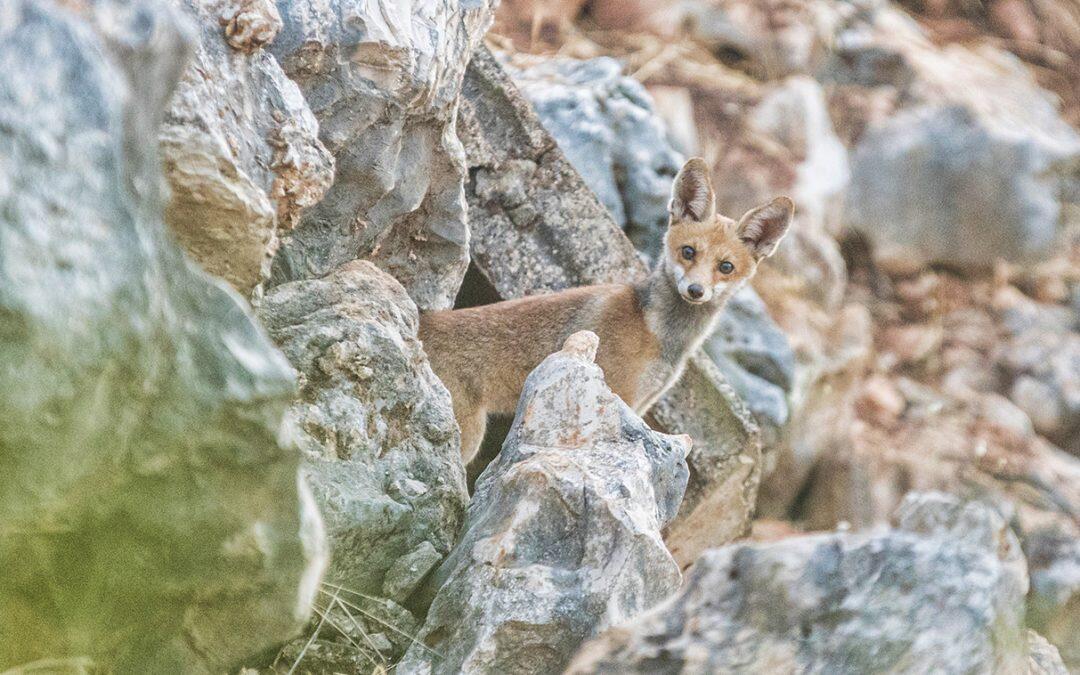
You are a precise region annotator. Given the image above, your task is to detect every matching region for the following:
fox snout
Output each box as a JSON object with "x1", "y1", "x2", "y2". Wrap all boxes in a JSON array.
[{"x1": 675, "y1": 274, "x2": 714, "y2": 304}]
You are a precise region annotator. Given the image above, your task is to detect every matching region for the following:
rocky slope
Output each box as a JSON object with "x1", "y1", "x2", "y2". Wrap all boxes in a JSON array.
[{"x1": 2, "y1": 0, "x2": 1078, "y2": 672}]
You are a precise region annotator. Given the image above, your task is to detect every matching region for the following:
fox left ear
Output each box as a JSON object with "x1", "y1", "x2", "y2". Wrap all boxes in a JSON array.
[{"x1": 737, "y1": 197, "x2": 794, "y2": 260}]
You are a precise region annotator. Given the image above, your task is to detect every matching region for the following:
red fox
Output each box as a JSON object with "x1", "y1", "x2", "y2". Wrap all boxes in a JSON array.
[{"x1": 420, "y1": 158, "x2": 793, "y2": 462}]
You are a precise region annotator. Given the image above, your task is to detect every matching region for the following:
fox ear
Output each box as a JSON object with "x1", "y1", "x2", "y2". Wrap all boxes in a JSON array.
[
  {"x1": 737, "y1": 197, "x2": 794, "y2": 260},
  {"x1": 669, "y1": 158, "x2": 715, "y2": 223}
]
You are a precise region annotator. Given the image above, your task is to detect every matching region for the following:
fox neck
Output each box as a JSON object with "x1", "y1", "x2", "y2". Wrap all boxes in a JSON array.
[{"x1": 635, "y1": 259, "x2": 742, "y2": 366}]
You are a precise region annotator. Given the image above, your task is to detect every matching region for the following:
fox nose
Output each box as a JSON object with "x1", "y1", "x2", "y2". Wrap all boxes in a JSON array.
[{"x1": 687, "y1": 284, "x2": 705, "y2": 300}]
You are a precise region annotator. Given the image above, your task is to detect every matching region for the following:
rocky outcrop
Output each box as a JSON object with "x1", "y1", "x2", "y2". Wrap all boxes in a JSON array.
[
  {"x1": 399, "y1": 332, "x2": 690, "y2": 675},
  {"x1": 258, "y1": 261, "x2": 468, "y2": 607},
  {"x1": 510, "y1": 56, "x2": 684, "y2": 256},
  {"x1": 568, "y1": 493, "x2": 1037, "y2": 674},
  {"x1": 457, "y1": 46, "x2": 762, "y2": 564},
  {"x1": 162, "y1": 0, "x2": 333, "y2": 295},
  {"x1": 830, "y1": 2, "x2": 1080, "y2": 269},
  {"x1": 266, "y1": 0, "x2": 497, "y2": 310},
  {"x1": 0, "y1": 0, "x2": 326, "y2": 670}
]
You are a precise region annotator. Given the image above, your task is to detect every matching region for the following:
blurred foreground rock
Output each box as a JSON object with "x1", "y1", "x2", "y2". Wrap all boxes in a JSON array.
[
  {"x1": 259, "y1": 261, "x2": 468, "y2": 608},
  {"x1": 399, "y1": 332, "x2": 690, "y2": 674},
  {"x1": 0, "y1": 0, "x2": 326, "y2": 670},
  {"x1": 161, "y1": 0, "x2": 333, "y2": 296},
  {"x1": 568, "y1": 492, "x2": 1060, "y2": 674},
  {"x1": 458, "y1": 47, "x2": 762, "y2": 564},
  {"x1": 266, "y1": 0, "x2": 497, "y2": 309}
]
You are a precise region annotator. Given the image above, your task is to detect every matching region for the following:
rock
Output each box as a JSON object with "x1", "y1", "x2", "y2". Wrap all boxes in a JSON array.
[
  {"x1": 1024, "y1": 527, "x2": 1080, "y2": 671},
  {"x1": 855, "y1": 373, "x2": 907, "y2": 428},
  {"x1": 267, "y1": 0, "x2": 497, "y2": 310},
  {"x1": 831, "y1": 4, "x2": 1080, "y2": 269},
  {"x1": 222, "y1": 0, "x2": 282, "y2": 52},
  {"x1": 458, "y1": 47, "x2": 762, "y2": 564},
  {"x1": 704, "y1": 286, "x2": 795, "y2": 444},
  {"x1": 382, "y1": 541, "x2": 444, "y2": 604},
  {"x1": 1026, "y1": 630, "x2": 1069, "y2": 675},
  {"x1": 258, "y1": 261, "x2": 468, "y2": 605},
  {"x1": 398, "y1": 332, "x2": 690, "y2": 675},
  {"x1": 567, "y1": 493, "x2": 1032, "y2": 674},
  {"x1": 161, "y1": 0, "x2": 333, "y2": 295},
  {"x1": 996, "y1": 314, "x2": 1080, "y2": 453},
  {"x1": 0, "y1": 0, "x2": 326, "y2": 670},
  {"x1": 510, "y1": 56, "x2": 684, "y2": 257}
]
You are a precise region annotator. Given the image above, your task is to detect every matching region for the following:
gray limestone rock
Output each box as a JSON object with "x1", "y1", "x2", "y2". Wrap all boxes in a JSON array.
[
  {"x1": 258, "y1": 261, "x2": 468, "y2": 605},
  {"x1": 831, "y1": 5, "x2": 1080, "y2": 269},
  {"x1": 398, "y1": 332, "x2": 690, "y2": 675},
  {"x1": 266, "y1": 0, "x2": 497, "y2": 310},
  {"x1": 162, "y1": 0, "x2": 333, "y2": 295},
  {"x1": 0, "y1": 1, "x2": 326, "y2": 670},
  {"x1": 568, "y1": 492, "x2": 1032, "y2": 674}
]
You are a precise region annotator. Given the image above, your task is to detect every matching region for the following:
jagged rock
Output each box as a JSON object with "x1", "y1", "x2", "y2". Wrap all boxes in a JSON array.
[
  {"x1": 567, "y1": 492, "x2": 1033, "y2": 674},
  {"x1": 266, "y1": 0, "x2": 497, "y2": 310},
  {"x1": 829, "y1": 3, "x2": 1080, "y2": 269},
  {"x1": 398, "y1": 332, "x2": 690, "y2": 675},
  {"x1": 161, "y1": 0, "x2": 332, "y2": 295},
  {"x1": 457, "y1": 46, "x2": 762, "y2": 565},
  {"x1": 1024, "y1": 527, "x2": 1080, "y2": 671},
  {"x1": 0, "y1": 1, "x2": 326, "y2": 670},
  {"x1": 258, "y1": 261, "x2": 468, "y2": 605},
  {"x1": 510, "y1": 56, "x2": 684, "y2": 257}
]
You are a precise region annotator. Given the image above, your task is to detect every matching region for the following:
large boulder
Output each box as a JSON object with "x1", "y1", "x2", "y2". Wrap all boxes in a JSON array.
[
  {"x1": 568, "y1": 493, "x2": 1038, "y2": 674},
  {"x1": 266, "y1": 0, "x2": 497, "y2": 310},
  {"x1": 161, "y1": 0, "x2": 333, "y2": 296},
  {"x1": 0, "y1": 0, "x2": 326, "y2": 670},
  {"x1": 258, "y1": 261, "x2": 468, "y2": 607},
  {"x1": 829, "y1": 3, "x2": 1080, "y2": 269},
  {"x1": 398, "y1": 332, "x2": 690, "y2": 675},
  {"x1": 457, "y1": 47, "x2": 762, "y2": 565}
]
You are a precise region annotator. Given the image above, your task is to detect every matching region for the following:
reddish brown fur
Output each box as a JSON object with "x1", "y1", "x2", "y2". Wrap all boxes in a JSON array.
[
  {"x1": 419, "y1": 284, "x2": 660, "y2": 461},
  {"x1": 666, "y1": 215, "x2": 756, "y2": 291},
  {"x1": 418, "y1": 158, "x2": 793, "y2": 463}
]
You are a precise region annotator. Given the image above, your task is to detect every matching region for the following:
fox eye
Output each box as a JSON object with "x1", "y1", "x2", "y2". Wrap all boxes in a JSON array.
[
  {"x1": 681, "y1": 246, "x2": 696, "y2": 261},
  {"x1": 719, "y1": 261, "x2": 735, "y2": 274}
]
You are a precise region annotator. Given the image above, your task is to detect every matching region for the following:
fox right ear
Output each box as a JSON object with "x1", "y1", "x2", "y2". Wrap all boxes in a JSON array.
[{"x1": 668, "y1": 158, "x2": 715, "y2": 223}]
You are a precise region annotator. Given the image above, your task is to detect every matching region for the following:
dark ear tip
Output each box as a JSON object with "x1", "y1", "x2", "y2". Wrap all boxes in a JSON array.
[
  {"x1": 682, "y1": 157, "x2": 709, "y2": 173},
  {"x1": 773, "y1": 196, "x2": 795, "y2": 214}
]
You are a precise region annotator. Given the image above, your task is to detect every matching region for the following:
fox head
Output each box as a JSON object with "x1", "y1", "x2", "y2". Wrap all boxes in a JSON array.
[{"x1": 662, "y1": 157, "x2": 793, "y2": 305}]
